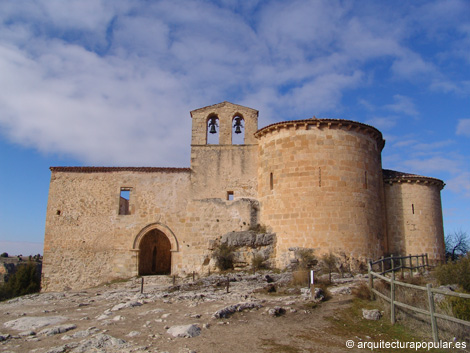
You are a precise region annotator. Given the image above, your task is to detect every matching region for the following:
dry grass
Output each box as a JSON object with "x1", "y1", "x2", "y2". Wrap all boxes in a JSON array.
[
  {"x1": 327, "y1": 298, "x2": 451, "y2": 353},
  {"x1": 291, "y1": 269, "x2": 310, "y2": 287},
  {"x1": 352, "y1": 281, "x2": 372, "y2": 300},
  {"x1": 371, "y1": 274, "x2": 470, "y2": 343}
]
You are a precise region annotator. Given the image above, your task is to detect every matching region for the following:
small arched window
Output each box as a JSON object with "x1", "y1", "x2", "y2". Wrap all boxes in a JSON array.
[
  {"x1": 207, "y1": 114, "x2": 219, "y2": 144},
  {"x1": 232, "y1": 114, "x2": 245, "y2": 145}
]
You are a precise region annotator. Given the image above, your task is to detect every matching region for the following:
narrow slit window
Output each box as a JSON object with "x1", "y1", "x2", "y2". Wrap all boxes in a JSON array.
[
  {"x1": 412, "y1": 203, "x2": 415, "y2": 215},
  {"x1": 227, "y1": 191, "x2": 234, "y2": 201},
  {"x1": 270, "y1": 172, "x2": 274, "y2": 190},
  {"x1": 119, "y1": 188, "x2": 131, "y2": 215},
  {"x1": 319, "y1": 167, "x2": 322, "y2": 187}
]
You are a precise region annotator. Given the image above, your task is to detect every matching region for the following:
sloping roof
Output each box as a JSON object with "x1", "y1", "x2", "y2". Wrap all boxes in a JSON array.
[
  {"x1": 50, "y1": 167, "x2": 191, "y2": 173},
  {"x1": 383, "y1": 169, "x2": 445, "y2": 189},
  {"x1": 190, "y1": 101, "x2": 258, "y2": 116}
]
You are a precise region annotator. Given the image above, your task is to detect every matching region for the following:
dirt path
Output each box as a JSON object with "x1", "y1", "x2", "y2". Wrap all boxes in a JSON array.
[{"x1": 0, "y1": 273, "x2": 376, "y2": 353}]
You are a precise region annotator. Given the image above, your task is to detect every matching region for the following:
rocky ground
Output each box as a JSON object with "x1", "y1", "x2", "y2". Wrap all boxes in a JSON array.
[{"x1": 0, "y1": 271, "x2": 371, "y2": 353}]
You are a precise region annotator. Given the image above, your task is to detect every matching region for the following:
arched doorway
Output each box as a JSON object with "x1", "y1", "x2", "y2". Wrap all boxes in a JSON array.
[{"x1": 138, "y1": 229, "x2": 171, "y2": 275}]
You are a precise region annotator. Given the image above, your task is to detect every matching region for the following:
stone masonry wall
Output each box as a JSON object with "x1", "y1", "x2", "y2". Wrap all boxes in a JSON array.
[
  {"x1": 190, "y1": 145, "x2": 258, "y2": 200},
  {"x1": 190, "y1": 102, "x2": 259, "y2": 201},
  {"x1": 190, "y1": 101, "x2": 258, "y2": 146},
  {"x1": 42, "y1": 169, "x2": 192, "y2": 291},
  {"x1": 42, "y1": 168, "x2": 258, "y2": 291},
  {"x1": 178, "y1": 198, "x2": 259, "y2": 274},
  {"x1": 384, "y1": 181, "x2": 445, "y2": 261},
  {"x1": 256, "y1": 121, "x2": 387, "y2": 268},
  {"x1": 42, "y1": 102, "x2": 446, "y2": 292}
]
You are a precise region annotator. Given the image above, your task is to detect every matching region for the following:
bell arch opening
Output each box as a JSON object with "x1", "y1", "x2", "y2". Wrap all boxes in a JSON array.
[
  {"x1": 138, "y1": 229, "x2": 171, "y2": 275},
  {"x1": 206, "y1": 114, "x2": 219, "y2": 145},
  {"x1": 232, "y1": 114, "x2": 245, "y2": 144}
]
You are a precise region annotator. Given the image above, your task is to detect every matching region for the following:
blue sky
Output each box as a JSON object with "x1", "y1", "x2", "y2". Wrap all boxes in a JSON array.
[{"x1": 0, "y1": 0, "x2": 469, "y2": 255}]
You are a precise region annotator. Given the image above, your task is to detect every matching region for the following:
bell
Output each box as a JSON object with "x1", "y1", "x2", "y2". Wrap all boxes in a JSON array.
[
  {"x1": 233, "y1": 117, "x2": 243, "y2": 134},
  {"x1": 208, "y1": 117, "x2": 218, "y2": 134}
]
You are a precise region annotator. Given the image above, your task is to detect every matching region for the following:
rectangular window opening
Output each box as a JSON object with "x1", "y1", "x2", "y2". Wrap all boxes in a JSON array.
[
  {"x1": 270, "y1": 172, "x2": 274, "y2": 191},
  {"x1": 119, "y1": 188, "x2": 131, "y2": 215},
  {"x1": 227, "y1": 191, "x2": 234, "y2": 201},
  {"x1": 412, "y1": 203, "x2": 415, "y2": 215}
]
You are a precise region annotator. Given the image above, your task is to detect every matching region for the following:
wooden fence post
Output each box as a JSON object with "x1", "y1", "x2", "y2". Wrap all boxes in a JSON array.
[
  {"x1": 425, "y1": 253, "x2": 429, "y2": 270},
  {"x1": 400, "y1": 256, "x2": 404, "y2": 278},
  {"x1": 409, "y1": 254, "x2": 413, "y2": 278},
  {"x1": 140, "y1": 277, "x2": 144, "y2": 294},
  {"x1": 381, "y1": 256, "x2": 385, "y2": 274},
  {"x1": 368, "y1": 262, "x2": 375, "y2": 300},
  {"x1": 390, "y1": 271, "x2": 396, "y2": 324},
  {"x1": 391, "y1": 254, "x2": 394, "y2": 272},
  {"x1": 427, "y1": 283, "x2": 439, "y2": 342}
]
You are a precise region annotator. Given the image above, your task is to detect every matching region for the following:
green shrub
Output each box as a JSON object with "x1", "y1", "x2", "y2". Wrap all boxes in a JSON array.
[
  {"x1": 213, "y1": 244, "x2": 235, "y2": 271},
  {"x1": 249, "y1": 224, "x2": 268, "y2": 233},
  {"x1": 297, "y1": 248, "x2": 317, "y2": 269},
  {"x1": 449, "y1": 296, "x2": 470, "y2": 321},
  {"x1": 321, "y1": 252, "x2": 338, "y2": 283},
  {"x1": 0, "y1": 262, "x2": 41, "y2": 301},
  {"x1": 434, "y1": 256, "x2": 470, "y2": 322},
  {"x1": 0, "y1": 252, "x2": 8, "y2": 258},
  {"x1": 352, "y1": 282, "x2": 372, "y2": 300},
  {"x1": 434, "y1": 255, "x2": 470, "y2": 292},
  {"x1": 252, "y1": 254, "x2": 267, "y2": 272}
]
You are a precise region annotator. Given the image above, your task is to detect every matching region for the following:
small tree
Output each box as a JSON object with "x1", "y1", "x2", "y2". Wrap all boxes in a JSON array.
[
  {"x1": 0, "y1": 262, "x2": 41, "y2": 301},
  {"x1": 435, "y1": 255, "x2": 470, "y2": 321},
  {"x1": 213, "y1": 244, "x2": 235, "y2": 271},
  {"x1": 321, "y1": 252, "x2": 338, "y2": 283},
  {"x1": 0, "y1": 252, "x2": 8, "y2": 258},
  {"x1": 435, "y1": 254, "x2": 470, "y2": 293},
  {"x1": 252, "y1": 253, "x2": 267, "y2": 272},
  {"x1": 296, "y1": 248, "x2": 317, "y2": 269},
  {"x1": 445, "y1": 230, "x2": 469, "y2": 261}
]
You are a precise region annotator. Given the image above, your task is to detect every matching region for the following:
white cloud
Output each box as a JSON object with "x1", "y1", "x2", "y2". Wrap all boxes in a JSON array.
[
  {"x1": 365, "y1": 116, "x2": 399, "y2": 130},
  {"x1": 401, "y1": 156, "x2": 461, "y2": 175},
  {"x1": 0, "y1": 0, "x2": 467, "y2": 167},
  {"x1": 391, "y1": 139, "x2": 418, "y2": 148},
  {"x1": 385, "y1": 95, "x2": 419, "y2": 117},
  {"x1": 411, "y1": 140, "x2": 456, "y2": 151},
  {"x1": 456, "y1": 119, "x2": 470, "y2": 137},
  {"x1": 447, "y1": 172, "x2": 470, "y2": 198}
]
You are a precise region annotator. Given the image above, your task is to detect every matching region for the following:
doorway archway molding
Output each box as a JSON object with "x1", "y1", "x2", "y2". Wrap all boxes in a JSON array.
[{"x1": 132, "y1": 222, "x2": 179, "y2": 252}]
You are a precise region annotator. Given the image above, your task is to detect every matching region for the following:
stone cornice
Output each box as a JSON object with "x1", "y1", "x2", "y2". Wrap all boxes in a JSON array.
[
  {"x1": 190, "y1": 101, "x2": 258, "y2": 117},
  {"x1": 50, "y1": 167, "x2": 191, "y2": 173},
  {"x1": 255, "y1": 118, "x2": 385, "y2": 151},
  {"x1": 383, "y1": 169, "x2": 445, "y2": 189}
]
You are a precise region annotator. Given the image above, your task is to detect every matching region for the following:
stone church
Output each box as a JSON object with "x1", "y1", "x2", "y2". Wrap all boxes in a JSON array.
[{"x1": 42, "y1": 102, "x2": 445, "y2": 291}]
